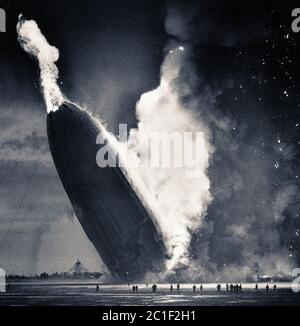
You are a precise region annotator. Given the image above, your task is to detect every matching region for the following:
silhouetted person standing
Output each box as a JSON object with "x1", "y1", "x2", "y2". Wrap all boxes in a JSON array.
[
  {"x1": 273, "y1": 284, "x2": 277, "y2": 291},
  {"x1": 230, "y1": 284, "x2": 234, "y2": 292},
  {"x1": 226, "y1": 283, "x2": 229, "y2": 292},
  {"x1": 266, "y1": 284, "x2": 269, "y2": 291},
  {"x1": 96, "y1": 284, "x2": 99, "y2": 292},
  {"x1": 177, "y1": 283, "x2": 180, "y2": 293},
  {"x1": 217, "y1": 284, "x2": 221, "y2": 292},
  {"x1": 200, "y1": 284, "x2": 203, "y2": 291},
  {"x1": 239, "y1": 284, "x2": 242, "y2": 292},
  {"x1": 132, "y1": 285, "x2": 136, "y2": 293},
  {"x1": 152, "y1": 284, "x2": 157, "y2": 293},
  {"x1": 235, "y1": 284, "x2": 239, "y2": 293},
  {"x1": 255, "y1": 284, "x2": 258, "y2": 291},
  {"x1": 170, "y1": 284, "x2": 173, "y2": 293},
  {"x1": 193, "y1": 285, "x2": 196, "y2": 293}
]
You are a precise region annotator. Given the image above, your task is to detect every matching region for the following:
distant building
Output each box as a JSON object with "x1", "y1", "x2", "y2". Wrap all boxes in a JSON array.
[
  {"x1": 6, "y1": 259, "x2": 103, "y2": 280},
  {"x1": 65, "y1": 259, "x2": 102, "y2": 279}
]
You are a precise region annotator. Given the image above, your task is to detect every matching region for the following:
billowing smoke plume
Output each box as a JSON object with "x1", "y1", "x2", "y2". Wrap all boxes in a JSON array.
[
  {"x1": 127, "y1": 46, "x2": 213, "y2": 271},
  {"x1": 159, "y1": 0, "x2": 300, "y2": 281},
  {"x1": 17, "y1": 16, "x2": 64, "y2": 113}
]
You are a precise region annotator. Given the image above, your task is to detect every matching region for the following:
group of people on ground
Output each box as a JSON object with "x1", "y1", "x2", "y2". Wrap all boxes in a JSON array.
[
  {"x1": 223, "y1": 283, "x2": 242, "y2": 292},
  {"x1": 264, "y1": 284, "x2": 277, "y2": 291},
  {"x1": 96, "y1": 282, "x2": 278, "y2": 293},
  {"x1": 170, "y1": 283, "x2": 181, "y2": 293}
]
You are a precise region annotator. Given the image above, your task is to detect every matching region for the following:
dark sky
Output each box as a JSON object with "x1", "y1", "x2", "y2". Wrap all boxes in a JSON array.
[
  {"x1": 0, "y1": 0, "x2": 299, "y2": 279},
  {"x1": 0, "y1": 0, "x2": 167, "y2": 274}
]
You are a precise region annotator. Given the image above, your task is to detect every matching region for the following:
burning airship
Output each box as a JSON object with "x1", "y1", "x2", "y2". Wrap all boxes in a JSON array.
[
  {"x1": 47, "y1": 102, "x2": 167, "y2": 281},
  {"x1": 16, "y1": 17, "x2": 167, "y2": 281}
]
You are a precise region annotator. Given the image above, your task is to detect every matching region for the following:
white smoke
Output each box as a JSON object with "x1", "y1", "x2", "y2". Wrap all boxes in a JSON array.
[
  {"x1": 274, "y1": 185, "x2": 299, "y2": 224},
  {"x1": 17, "y1": 16, "x2": 64, "y2": 113},
  {"x1": 127, "y1": 46, "x2": 213, "y2": 271},
  {"x1": 162, "y1": 0, "x2": 300, "y2": 282}
]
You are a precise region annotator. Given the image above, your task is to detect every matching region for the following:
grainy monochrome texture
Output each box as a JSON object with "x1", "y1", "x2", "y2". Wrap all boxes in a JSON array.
[{"x1": 0, "y1": 0, "x2": 300, "y2": 306}]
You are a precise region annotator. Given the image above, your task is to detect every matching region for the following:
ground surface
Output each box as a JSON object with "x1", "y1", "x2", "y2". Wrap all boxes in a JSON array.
[{"x1": 0, "y1": 282, "x2": 299, "y2": 306}]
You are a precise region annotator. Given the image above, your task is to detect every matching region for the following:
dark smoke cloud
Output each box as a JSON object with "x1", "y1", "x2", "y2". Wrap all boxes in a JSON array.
[{"x1": 165, "y1": 0, "x2": 300, "y2": 281}]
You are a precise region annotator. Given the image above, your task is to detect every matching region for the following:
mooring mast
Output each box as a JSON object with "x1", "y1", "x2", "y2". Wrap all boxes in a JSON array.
[{"x1": 67, "y1": 259, "x2": 90, "y2": 277}]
